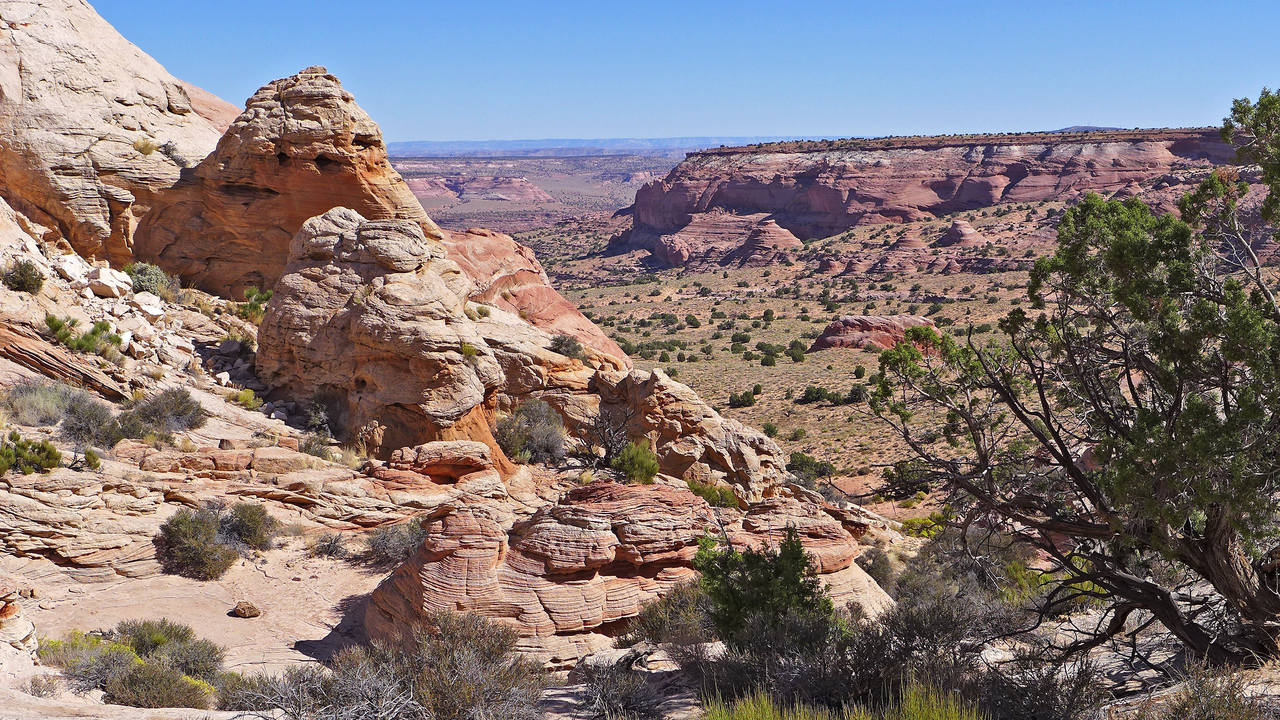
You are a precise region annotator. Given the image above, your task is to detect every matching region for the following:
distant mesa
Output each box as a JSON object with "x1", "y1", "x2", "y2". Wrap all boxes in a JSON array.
[{"x1": 615, "y1": 127, "x2": 1233, "y2": 268}]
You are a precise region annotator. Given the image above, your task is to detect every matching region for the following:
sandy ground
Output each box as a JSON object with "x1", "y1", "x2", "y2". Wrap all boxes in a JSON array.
[{"x1": 4, "y1": 539, "x2": 386, "y2": 674}]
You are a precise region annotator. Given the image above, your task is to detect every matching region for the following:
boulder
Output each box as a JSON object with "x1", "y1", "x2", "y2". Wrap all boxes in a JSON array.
[
  {"x1": 808, "y1": 315, "x2": 936, "y2": 351},
  {"x1": 936, "y1": 219, "x2": 986, "y2": 247},
  {"x1": 86, "y1": 267, "x2": 133, "y2": 298}
]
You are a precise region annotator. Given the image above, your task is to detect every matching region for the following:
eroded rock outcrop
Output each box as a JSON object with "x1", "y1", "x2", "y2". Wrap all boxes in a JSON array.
[
  {"x1": 617, "y1": 129, "x2": 1233, "y2": 267},
  {"x1": 365, "y1": 480, "x2": 891, "y2": 667},
  {"x1": 0, "y1": 0, "x2": 226, "y2": 265},
  {"x1": 256, "y1": 207, "x2": 786, "y2": 498},
  {"x1": 809, "y1": 315, "x2": 936, "y2": 351},
  {"x1": 135, "y1": 66, "x2": 428, "y2": 296}
]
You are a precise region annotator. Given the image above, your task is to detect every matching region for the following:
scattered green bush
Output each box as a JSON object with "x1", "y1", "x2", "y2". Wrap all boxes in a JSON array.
[
  {"x1": 495, "y1": 399, "x2": 565, "y2": 464},
  {"x1": 617, "y1": 582, "x2": 713, "y2": 649},
  {"x1": 45, "y1": 315, "x2": 122, "y2": 363},
  {"x1": 550, "y1": 333, "x2": 585, "y2": 359},
  {"x1": 693, "y1": 527, "x2": 833, "y2": 648},
  {"x1": 787, "y1": 451, "x2": 835, "y2": 487},
  {"x1": 123, "y1": 262, "x2": 179, "y2": 301},
  {"x1": 762, "y1": 423, "x2": 779, "y2": 438},
  {"x1": 0, "y1": 429, "x2": 61, "y2": 476},
  {"x1": 219, "y1": 502, "x2": 279, "y2": 551},
  {"x1": 122, "y1": 388, "x2": 207, "y2": 435},
  {"x1": 308, "y1": 533, "x2": 347, "y2": 559},
  {"x1": 233, "y1": 388, "x2": 262, "y2": 410},
  {"x1": 687, "y1": 479, "x2": 739, "y2": 508},
  {"x1": 155, "y1": 507, "x2": 238, "y2": 580},
  {"x1": 155, "y1": 502, "x2": 278, "y2": 580},
  {"x1": 612, "y1": 440, "x2": 658, "y2": 484},
  {"x1": 40, "y1": 620, "x2": 226, "y2": 709},
  {"x1": 235, "y1": 287, "x2": 272, "y2": 324},
  {"x1": 3, "y1": 259, "x2": 44, "y2": 293}
]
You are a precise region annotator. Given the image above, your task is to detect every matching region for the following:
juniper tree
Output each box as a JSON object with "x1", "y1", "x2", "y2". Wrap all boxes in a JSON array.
[{"x1": 870, "y1": 90, "x2": 1280, "y2": 665}]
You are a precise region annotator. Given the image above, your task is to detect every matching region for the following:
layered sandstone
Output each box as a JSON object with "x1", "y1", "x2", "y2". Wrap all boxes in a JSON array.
[
  {"x1": 617, "y1": 129, "x2": 1233, "y2": 267},
  {"x1": 256, "y1": 207, "x2": 787, "y2": 497},
  {"x1": 365, "y1": 480, "x2": 891, "y2": 667},
  {"x1": 0, "y1": 0, "x2": 226, "y2": 265},
  {"x1": 135, "y1": 66, "x2": 428, "y2": 297},
  {"x1": 809, "y1": 315, "x2": 936, "y2": 351}
]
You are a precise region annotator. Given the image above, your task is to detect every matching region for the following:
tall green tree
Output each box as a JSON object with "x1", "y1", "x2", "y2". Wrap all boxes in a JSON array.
[{"x1": 870, "y1": 91, "x2": 1280, "y2": 665}]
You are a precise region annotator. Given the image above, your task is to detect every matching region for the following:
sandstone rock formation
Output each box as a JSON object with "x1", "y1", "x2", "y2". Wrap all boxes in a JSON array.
[
  {"x1": 256, "y1": 207, "x2": 787, "y2": 498},
  {"x1": 615, "y1": 210, "x2": 801, "y2": 268},
  {"x1": 365, "y1": 480, "x2": 891, "y2": 667},
  {"x1": 135, "y1": 66, "x2": 428, "y2": 297},
  {"x1": 617, "y1": 129, "x2": 1233, "y2": 267},
  {"x1": 809, "y1": 315, "x2": 936, "y2": 351},
  {"x1": 0, "y1": 573, "x2": 35, "y2": 655},
  {"x1": 0, "y1": 0, "x2": 226, "y2": 266},
  {"x1": 936, "y1": 219, "x2": 986, "y2": 247}
]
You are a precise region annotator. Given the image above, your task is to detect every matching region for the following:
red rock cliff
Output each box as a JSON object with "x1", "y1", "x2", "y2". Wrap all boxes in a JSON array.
[{"x1": 617, "y1": 129, "x2": 1233, "y2": 267}]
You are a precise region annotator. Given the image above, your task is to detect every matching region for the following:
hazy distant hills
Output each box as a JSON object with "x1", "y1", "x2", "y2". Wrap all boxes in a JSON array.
[{"x1": 386, "y1": 136, "x2": 814, "y2": 157}]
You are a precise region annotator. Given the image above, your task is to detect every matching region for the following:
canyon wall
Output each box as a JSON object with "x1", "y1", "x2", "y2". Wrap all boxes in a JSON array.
[{"x1": 616, "y1": 129, "x2": 1235, "y2": 267}]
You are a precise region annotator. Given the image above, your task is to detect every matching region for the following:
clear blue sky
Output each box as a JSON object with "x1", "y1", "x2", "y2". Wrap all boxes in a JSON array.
[{"x1": 93, "y1": 0, "x2": 1280, "y2": 143}]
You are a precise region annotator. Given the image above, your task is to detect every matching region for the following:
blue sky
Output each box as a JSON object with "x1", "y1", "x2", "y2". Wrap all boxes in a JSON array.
[{"x1": 93, "y1": 0, "x2": 1280, "y2": 143}]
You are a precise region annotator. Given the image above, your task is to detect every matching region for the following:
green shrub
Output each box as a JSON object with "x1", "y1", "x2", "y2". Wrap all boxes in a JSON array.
[
  {"x1": 495, "y1": 399, "x2": 565, "y2": 464},
  {"x1": 1130, "y1": 663, "x2": 1272, "y2": 720},
  {"x1": 365, "y1": 517, "x2": 429, "y2": 565},
  {"x1": 3, "y1": 259, "x2": 44, "y2": 293},
  {"x1": 122, "y1": 388, "x2": 207, "y2": 433},
  {"x1": 787, "y1": 451, "x2": 835, "y2": 487},
  {"x1": 0, "y1": 429, "x2": 61, "y2": 476},
  {"x1": 233, "y1": 388, "x2": 262, "y2": 410},
  {"x1": 299, "y1": 433, "x2": 331, "y2": 459},
  {"x1": 123, "y1": 262, "x2": 179, "y2": 301},
  {"x1": 694, "y1": 527, "x2": 833, "y2": 649},
  {"x1": 577, "y1": 658, "x2": 656, "y2": 719},
  {"x1": 60, "y1": 390, "x2": 122, "y2": 448},
  {"x1": 612, "y1": 440, "x2": 658, "y2": 484},
  {"x1": 110, "y1": 618, "x2": 195, "y2": 657},
  {"x1": 617, "y1": 582, "x2": 713, "y2": 649},
  {"x1": 688, "y1": 479, "x2": 738, "y2": 508},
  {"x1": 550, "y1": 333, "x2": 585, "y2": 359},
  {"x1": 2, "y1": 381, "x2": 76, "y2": 426},
  {"x1": 762, "y1": 422, "x2": 779, "y2": 438},
  {"x1": 235, "y1": 287, "x2": 272, "y2": 324},
  {"x1": 155, "y1": 507, "x2": 238, "y2": 580},
  {"x1": 219, "y1": 502, "x2": 279, "y2": 551},
  {"x1": 102, "y1": 661, "x2": 214, "y2": 709},
  {"x1": 45, "y1": 315, "x2": 122, "y2": 362}
]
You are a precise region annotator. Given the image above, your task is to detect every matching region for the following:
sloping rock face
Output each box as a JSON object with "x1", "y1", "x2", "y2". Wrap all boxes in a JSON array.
[
  {"x1": 0, "y1": 0, "x2": 225, "y2": 265},
  {"x1": 366, "y1": 481, "x2": 892, "y2": 667},
  {"x1": 809, "y1": 315, "x2": 936, "y2": 351},
  {"x1": 442, "y1": 227, "x2": 629, "y2": 363},
  {"x1": 618, "y1": 129, "x2": 1233, "y2": 267},
  {"x1": 135, "y1": 66, "x2": 428, "y2": 297}
]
